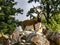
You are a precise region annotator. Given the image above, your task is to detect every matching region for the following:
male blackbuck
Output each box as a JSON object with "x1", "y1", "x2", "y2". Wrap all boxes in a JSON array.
[
  {"x1": 21, "y1": 18, "x2": 39, "y2": 31},
  {"x1": 21, "y1": 10, "x2": 42, "y2": 31},
  {"x1": 21, "y1": 18, "x2": 46, "y2": 32}
]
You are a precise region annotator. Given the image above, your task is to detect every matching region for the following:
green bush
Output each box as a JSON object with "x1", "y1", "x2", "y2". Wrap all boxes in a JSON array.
[{"x1": 41, "y1": 14, "x2": 60, "y2": 32}]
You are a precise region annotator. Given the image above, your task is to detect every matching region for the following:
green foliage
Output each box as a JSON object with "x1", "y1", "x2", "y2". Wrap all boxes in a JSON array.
[
  {"x1": 0, "y1": 0, "x2": 23, "y2": 34},
  {"x1": 45, "y1": 14, "x2": 60, "y2": 32},
  {"x1": 41, "y1": 16, "x2": 46, "y2": 23},
  {"x1": 28, "y1": 0, "x2": 60, "y2": 22},
  {"x1": 27, "y1": 0, "x2": 60, "y2": 32},
  {"x1": 26, "y1": 7, "x2": 36, "y2": 19},
  {"x1": 45, "y1": 18, "x2": 57, "y2": 31},
  {"x1": 54, "y1": 14, "x2": 60, "y2": 24}
]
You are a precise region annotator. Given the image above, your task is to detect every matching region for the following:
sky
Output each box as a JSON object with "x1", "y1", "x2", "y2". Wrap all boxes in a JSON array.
[{"x1": 14, "y1": 0, "x2": 40, "y2": 21}]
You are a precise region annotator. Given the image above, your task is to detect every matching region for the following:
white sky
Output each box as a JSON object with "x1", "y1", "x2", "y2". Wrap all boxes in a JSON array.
[{"x1": 14, "y1": 0, "x2": 40, "y2": 21}]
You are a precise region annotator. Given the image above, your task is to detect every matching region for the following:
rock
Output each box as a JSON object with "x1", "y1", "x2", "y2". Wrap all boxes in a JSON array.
[
  {"x1": 26, "y1": 33, "x2": 36, "y2": 43},
  {"x1": 52, "y1": 32, "x2": 60, "y2": 45},
  {"x1": 31, "y1": 34, "x2": 50, "y2": 45},
  {"x1": 21, "y1": 40, "x2": 26, "y2": 43},
  {"x1": 26, "y1": 43, "x2": 31, "y2": 45},
  {"x1": 24, "y1": 25, "x2": 34, "y2": 31},
  {"x1": 20, "y1": 42, "x2": 24, "y2": 45},
  {"x1": 35, "y1": 23, "x2": 45, "y2": 32},
  {"x1": 56, "y1": 37, "x2": 60, "y2": 45},
  {"x1": 18, "y1": 30, "x2": 50, "y2": 45},
  {"x1": 43, "y1": 29, "x2": 60, "y2": 45}
]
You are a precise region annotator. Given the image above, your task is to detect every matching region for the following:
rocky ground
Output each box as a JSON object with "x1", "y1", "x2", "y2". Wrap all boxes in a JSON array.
[{"x1": 8, "y1": 29, "x2": 60, "y2": 45}]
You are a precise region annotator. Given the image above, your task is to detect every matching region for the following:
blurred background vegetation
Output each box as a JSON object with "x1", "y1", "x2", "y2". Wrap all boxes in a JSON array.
[
  {"x1": 0, "y1": 0, "x2": 23, "y2": 35},
  {"x1": 0, "y1": 0, "x2": 60, "y2": 35},
  {"x1": 27, "y1": 0, "x2": 60, "y2": 32}
]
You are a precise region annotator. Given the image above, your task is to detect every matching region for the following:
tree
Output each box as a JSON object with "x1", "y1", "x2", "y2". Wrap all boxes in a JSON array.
[
  {"x1": 0, "y1": 0, "x2": 23, "y2": 34},
  {"x1": 27, "y1": 0, "x2": 60, "y2": 31}
]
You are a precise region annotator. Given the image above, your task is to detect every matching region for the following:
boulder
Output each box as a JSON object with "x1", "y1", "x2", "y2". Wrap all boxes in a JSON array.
[
  {"x1": 31, "y1": 34, "x2": 50, "y2": 45},
  {"x1": 43, "y1": 29, "x2": 60, "y2": 45}
]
